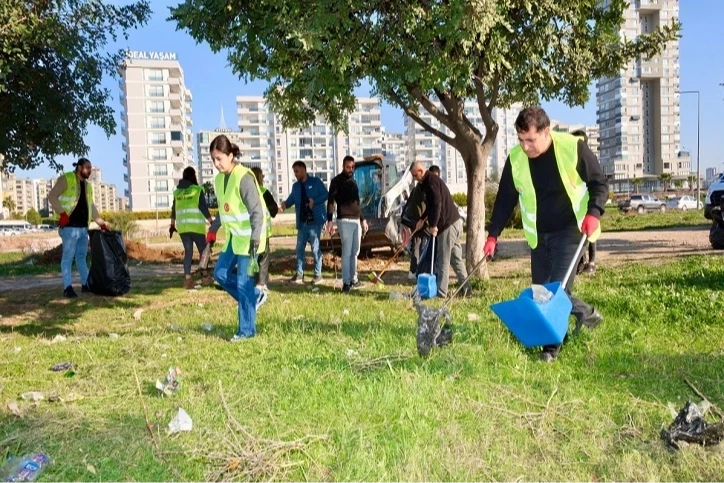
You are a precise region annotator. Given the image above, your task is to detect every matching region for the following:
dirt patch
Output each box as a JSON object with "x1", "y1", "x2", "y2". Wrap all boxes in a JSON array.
[
  {"x1": 35, "y1": 241, "x2": 184, "y2": 266},
  {"x1": 125, "y1": 240, "x2": 183, "y2": 264},
  {"x1": 269, "y1": 251, "x2": 403, "y2": 274}
]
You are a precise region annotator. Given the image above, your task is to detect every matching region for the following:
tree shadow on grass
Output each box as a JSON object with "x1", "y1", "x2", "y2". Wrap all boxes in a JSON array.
[{"x1": 0, "y1": 276, "x2": 181, "y2": 338}]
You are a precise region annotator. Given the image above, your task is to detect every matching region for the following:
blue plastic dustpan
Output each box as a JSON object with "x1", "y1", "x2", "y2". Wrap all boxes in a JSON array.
[{"x1": 490, "y1": 234, "x2": 588, "y2": 348}]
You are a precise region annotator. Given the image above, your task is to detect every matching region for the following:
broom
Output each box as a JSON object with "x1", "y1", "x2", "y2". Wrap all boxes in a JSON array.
[{"x1": 368, "y1": 219, "x2": 426, "y2": 285}]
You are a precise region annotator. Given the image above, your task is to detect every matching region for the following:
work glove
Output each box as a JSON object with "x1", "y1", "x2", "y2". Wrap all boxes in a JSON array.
[
  {"x1": 483, "y1": 236, "x2": 497, "y2": 259},
  {"x1": 248, "y1": 240, "x2": 259, "y2": 259},
  {"x1": 169, "y1": 224, "x2": 177, "y2": 239},
  {"x1": 206, "y1": 231, "x2": 216, "y2": 244},
  {"x1": 58, "y1": 212, "x2": 70, "y2": 228},
  {"x1": 580, "y1": 214, "x2": 600, "y2": 239},
  {"x1": 247, "y1": 240, "x2": 260, "y2": 276},
  {"x1": 99, "y1": 223, "x2": 111, "y2": 232}
]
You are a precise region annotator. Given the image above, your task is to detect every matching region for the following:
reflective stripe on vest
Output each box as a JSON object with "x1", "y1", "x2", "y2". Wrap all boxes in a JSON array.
[
  {"x1": 173, "y1": 186, "x2": 206, "y2": 235},
  {"x1": 509, "y1": 131, "x2": 601, "y2": 249},
  {"x1": 260, "y1": 186, "x2": 272, "y2": 238},
  {"x1": 214, "y1": 165, "x2": 268, "y2": 256},
  {"x1": 59, "y1": 172, "x2": 93, "y2": 225}
]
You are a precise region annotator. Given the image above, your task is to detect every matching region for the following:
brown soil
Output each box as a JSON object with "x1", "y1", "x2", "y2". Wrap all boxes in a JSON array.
[
  {"x1": 36, "y1": 241, "x2": 184, "y2": 266},
  {"x1": 269, "y1": 251, "x2": 401, "y2": 274}
]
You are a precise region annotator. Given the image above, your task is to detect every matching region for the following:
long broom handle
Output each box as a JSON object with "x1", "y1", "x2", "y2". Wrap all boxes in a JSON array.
[
  {"x1": 441, "y1": 255, "x2": 488, "y2": 310},
  {"x1": 375, "y1": 219, "x2": 428, "y2": 279},
  {"x1": 561, "y1": 234, "x2": 588, "y2": 290}
]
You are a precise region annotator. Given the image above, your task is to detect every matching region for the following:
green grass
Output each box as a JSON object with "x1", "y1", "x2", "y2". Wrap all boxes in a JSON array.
[
  {"x1": 1, "y1": 255, "x2": 724, "y2": 481},
  {"x1": 496, "y1": 209, "x2": 708, "y2": 240},
  {"x1": 0, "y1": 252, "x2": 59, "y2": 277}
]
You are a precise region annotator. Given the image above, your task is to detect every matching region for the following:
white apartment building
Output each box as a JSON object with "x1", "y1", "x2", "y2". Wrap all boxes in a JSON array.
[
  {"x1": 196, "y1": 129, "x2": 247, "y2": 185},
  {"x1": 404, "y1": 101, "x2": 522, "y2": 192},
  {"x1": 119, "y1": 50, "x2": 194, "y2": 211},
  {"x1": 596, "y1": 0, "x2": 687, "y2": 191},
  {"x1": 550, "y1": 120, "x2": 601, "y2": 155},
  {"x1": 381, "y1": 130, "x2": 408, "y2": 172},
  {"x1": 235, "y1": 96, "x2": 384, "y2": 200}
]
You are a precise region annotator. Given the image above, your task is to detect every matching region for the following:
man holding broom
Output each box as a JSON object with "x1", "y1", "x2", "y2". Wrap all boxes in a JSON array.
[
  {"x1": 485, "y1": 107, "x2": 608, "y2": 362},
  {"x1": 326, "y1": 155, "x2": 368, "y2": 294}
]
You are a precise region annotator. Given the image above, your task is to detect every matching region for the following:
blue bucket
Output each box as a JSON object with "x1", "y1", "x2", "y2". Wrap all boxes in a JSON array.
[{"x1": 490, "y1": 282, "x2": 572, "y2": 348}]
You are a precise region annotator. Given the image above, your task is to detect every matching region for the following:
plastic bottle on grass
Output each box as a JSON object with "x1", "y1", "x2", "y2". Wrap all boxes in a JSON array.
[{"x1": 0, "y1": 454, "x2": 51, "y2": 482}]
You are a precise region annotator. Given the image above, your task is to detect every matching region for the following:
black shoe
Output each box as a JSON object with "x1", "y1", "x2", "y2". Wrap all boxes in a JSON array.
[
  {"x1": 312, "y1": 275, "x2": 323, "y2": 285},
  {"x1": 540, "y1": 344, "x2": 561, "y2": 362},
  {"x1": 81, "y1": 284, "x2": 90, "y2": 293},
  {"x1": 289, "y1": 274, "x2": 304, "y2": 284},
  {"x1": 342, "y1": 283, "x2": 351, "y2": 294},
  {"x1": 582, "y1": 263, "x2": 597, "y2": 274},
  {"x1": 63, "y1": 286, "x2": 78, "y2": 298},
  {"x1": 435, "y1": 325, "x2": 453, "y2": 347},
  {"x1": 580, "y1": 307, "x2": 603, "y2": 329}
]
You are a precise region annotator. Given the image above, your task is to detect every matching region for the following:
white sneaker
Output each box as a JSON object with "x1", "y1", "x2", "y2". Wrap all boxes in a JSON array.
[{"x1": 256, "y1": 288, "x2": 269, "y2": 311}]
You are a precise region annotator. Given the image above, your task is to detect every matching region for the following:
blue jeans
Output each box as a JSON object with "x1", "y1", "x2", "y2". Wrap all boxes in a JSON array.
[
  {"x1": 214, "y1": 244, "x2": 259, "y2": 338},
  {"x1": 296, "y1": 223, "x2": 323, "y2": 277},
  {"x1": 337, "y1": 219, "x2": 360, "y2": 285},
  {"x1": 60, "y1": 227, "x2": 89, "y2": 288}
]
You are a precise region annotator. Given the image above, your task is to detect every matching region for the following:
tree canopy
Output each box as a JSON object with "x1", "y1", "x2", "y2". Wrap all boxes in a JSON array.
[
  {"x1": 171, "y1": 0, "x2": 680, "y2": 271},
  {"x1": 0, "y1": 0, "x2": 152, "y2": 172}
]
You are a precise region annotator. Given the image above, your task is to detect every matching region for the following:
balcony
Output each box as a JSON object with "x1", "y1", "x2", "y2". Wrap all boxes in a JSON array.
[
  {"x1": 186, "y1": 114, "x2": 192, "y2": 125},
  {"x1": 168, "y1": 77, "x2": 181, "y2": 87},
  {"x1": 171, "y1": 155, "x2": 186, "y2": 167},
  {"x1": 122, "y1": 157, "x2": 128, "y2": 168},
  {"x1": 170, "y1": 108, "x2": 182, "y2": 121},
  {"x1": 637, "y1": 0, "x2": 661, "y2": 12}
]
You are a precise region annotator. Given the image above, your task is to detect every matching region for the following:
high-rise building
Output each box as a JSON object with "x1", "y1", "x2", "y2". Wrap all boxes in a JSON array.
[
  {"x1": 196, "y1": 129, "x2": 246, "y2": 185},
  {"x1": 596, "y1": 0, "x2": 686, "y2": 191},
  {"x1": 234, "y1": 96, "x2": 383, "y2": 201},
  {"x1": 551, "y1": 120, "x2": 601, "y2": 156},
  {"x1": 119, "y1": 50, "x2": 194, "y2": 211},
  {"x1": 706, "y1": 167, "x2": 718, "y2": 183},
  {"x1": 380, "y1": 130, "x2": 408, "y2": 172},
  {"x1": 86, "y1": 168, "x2": 120, "y2": 212},
  {"x1": 34, "y1": 179, "x2": 54, "y2": 215},
  {"x1": 404, "y1": 101, "x2": 522, "y2": 191}
]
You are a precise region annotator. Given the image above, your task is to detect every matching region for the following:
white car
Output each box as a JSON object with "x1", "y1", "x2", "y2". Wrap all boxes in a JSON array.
[
  {"x1": 705, "y1": 173, "x2": 724, "y2": 219},
  {"x1": 667, "y1": 195, "x2": 699, "y2": 211}
]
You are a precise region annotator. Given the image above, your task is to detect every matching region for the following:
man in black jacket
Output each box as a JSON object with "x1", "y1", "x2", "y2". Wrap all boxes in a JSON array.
[
  {"x1": 484, "y1": 107, "x2": 608, "y2": 362},
  {"x1": 326, "y1": 156, "x2": 368, "y2": 293},
  {"x1": 411, "y1": 161, "x2": 470, "y2": 298}
]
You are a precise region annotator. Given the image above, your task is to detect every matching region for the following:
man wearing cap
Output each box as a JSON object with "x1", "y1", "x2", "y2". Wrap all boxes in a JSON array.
[{"x1": 48, "y1": 158, "x2": 110, "y2": 298}]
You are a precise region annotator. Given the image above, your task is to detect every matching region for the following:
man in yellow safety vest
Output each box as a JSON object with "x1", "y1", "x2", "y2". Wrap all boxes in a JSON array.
[{"x1": 485, "y1": 107, "x2": 609, "y2": 362}]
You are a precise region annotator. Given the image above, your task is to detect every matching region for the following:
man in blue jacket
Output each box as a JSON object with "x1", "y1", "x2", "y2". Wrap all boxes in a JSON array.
[{"x1": 280, "y1": 161, "x2": 329, "y2": 284}]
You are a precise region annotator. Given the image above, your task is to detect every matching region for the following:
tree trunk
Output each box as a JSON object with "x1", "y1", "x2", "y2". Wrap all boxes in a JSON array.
[{"x1": 464, "y1": 139, "x2": 495, "y2": 279}]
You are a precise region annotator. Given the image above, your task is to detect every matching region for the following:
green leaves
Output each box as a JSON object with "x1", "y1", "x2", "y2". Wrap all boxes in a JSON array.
[{"x1": 0, "y1": 0, "x2": 151, "y2": 172}]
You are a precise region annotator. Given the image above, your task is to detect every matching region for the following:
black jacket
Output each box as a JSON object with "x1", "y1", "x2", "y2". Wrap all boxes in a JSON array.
[{"x1": 420, "y1": 173, "x2": 460, "y2": 234}]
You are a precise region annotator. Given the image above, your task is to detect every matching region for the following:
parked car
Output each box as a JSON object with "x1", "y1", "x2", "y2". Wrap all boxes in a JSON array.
[
  {"x1": 705, "y1": 173, "x2": 724, "y2": 219},
  {"x1": 667, "y1": 195, "x2": 700, "y2": 211},
  {"x1": 618, "y1": 194, "x2": 667, "y2": 214}
]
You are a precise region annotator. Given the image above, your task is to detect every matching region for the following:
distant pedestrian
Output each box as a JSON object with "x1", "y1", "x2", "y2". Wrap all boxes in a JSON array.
[
  {"x1": 251, "y1": 167, "x2": 278, "y2": 294},
  {"x1": 206, "y1": 135, "x2": 267, "y2": 341},
  {"x1": 326, "y1": 156, "x2": 368, "y2": 293},
  {"x1": 47, "y1": 158, "x2": 110, "y2": 298},
  {"x1": 280, "y1": 161, "x2": 329, "y2": 284},
  {"x1": 170, "y1": 167, "x2": 213, "y2": 289}
]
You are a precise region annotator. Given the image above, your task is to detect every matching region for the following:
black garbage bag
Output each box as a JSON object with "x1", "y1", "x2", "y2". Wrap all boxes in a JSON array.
[
  {"x1": 661, "y1": 401, "x2": 724, "y2": 450},
  {"x1": 87, "y1": 230, "x2": 131, "y2": 296}
]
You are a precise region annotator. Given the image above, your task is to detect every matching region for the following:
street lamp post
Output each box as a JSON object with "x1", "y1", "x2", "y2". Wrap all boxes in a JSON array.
[{"x1": 681, "y1": 90, "x2": 700, "y2": 208}]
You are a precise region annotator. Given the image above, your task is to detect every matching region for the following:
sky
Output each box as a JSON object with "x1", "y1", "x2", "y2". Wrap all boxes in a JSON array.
[{"x1": 16, "y1": 0, "x2": 724, "y2": 191}]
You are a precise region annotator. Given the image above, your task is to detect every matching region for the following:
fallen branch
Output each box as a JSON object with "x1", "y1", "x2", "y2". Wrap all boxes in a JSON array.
[
  {"x1": 133, "y1": 366, "x2": 160, "y2": 451},
  {"x1": 349, "y1": 353, "x2": 412, "y2": 371},
  {"x1": 684, "y1": 378, "x2": 723, "y2": 419}
]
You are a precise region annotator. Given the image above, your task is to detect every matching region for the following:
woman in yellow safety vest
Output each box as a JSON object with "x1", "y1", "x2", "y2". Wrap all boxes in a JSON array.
[
  {"x1": 206, "y1": 135, "x2": 267, "y2": 341},
  {"x1": 170, "y1": 167, "x2": 213, "y2": 289}
]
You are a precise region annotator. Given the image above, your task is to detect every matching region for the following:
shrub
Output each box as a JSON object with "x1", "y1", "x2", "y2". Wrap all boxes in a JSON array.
[{"x1": 104, "y1": 211, "x2": 139, "y2": 239}]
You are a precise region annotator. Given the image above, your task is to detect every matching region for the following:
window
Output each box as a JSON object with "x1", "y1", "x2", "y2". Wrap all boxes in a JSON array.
[
  {"x1": 154, "y1": 195, "x2": 170, "y2": 208},
  {"x1": 148, "y1": 101, "x2": 165, "y2": 113},
  {"x1": 148, "y1": 85, "x2": 164, "y2": 97},
  {"x1": 150, "y1": 133, "x2": 167, "y2": 145},
  {"x1": 149, "y1": 148, "x2": 167, "y2": 160},
  {"x1": 149, "y1": 117, "x2": 165, "y2": 129},
  {"x1": 170, "y1": 131, "x2": 182, "y2": 142},
  {"x1": 150, "y1": 165, "x2": 168, "y2": 176},
  {"x1": 146, "y1": 69, "x2": 163, "y2": 81},
  {"x1": 277, "y1": 174, "x2": 282, "y2": 182}
]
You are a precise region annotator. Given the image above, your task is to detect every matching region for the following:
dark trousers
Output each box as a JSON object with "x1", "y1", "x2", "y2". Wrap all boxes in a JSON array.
[
  {"x1": 530, "y1": 225, "x2": 594, "y2": 325},
  {"x1": 255, "y1": 236, "x2": 271, "y2": 286},
  {"x1": 180, "y1": 232, "x2": 207, "y2": 276}
]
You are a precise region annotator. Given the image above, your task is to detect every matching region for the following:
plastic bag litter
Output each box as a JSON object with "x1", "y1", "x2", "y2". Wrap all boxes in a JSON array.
[
  {"x1": 168, "y1": 408, "x2": 193, "y2": 434},
  {"x1": 87, "y1": 230, "x2": 131, "y2": 296},
  {"x1": 531, "y1": 284, "x2": 553, "y2": 303},
  {"x1": 414, "y1": 295, "x2": 450, "y2": 357},
  {"x1": 156, "y1": 367, "x2": 181, "y2": 397},
  {"x1": 661, "y1": 401, "x2": 724, "y2": 450}
]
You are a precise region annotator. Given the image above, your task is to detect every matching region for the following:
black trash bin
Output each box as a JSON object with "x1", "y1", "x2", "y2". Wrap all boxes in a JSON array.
[{"x1": 87, "y1": 230, "x2": 131, "y2": 296}]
